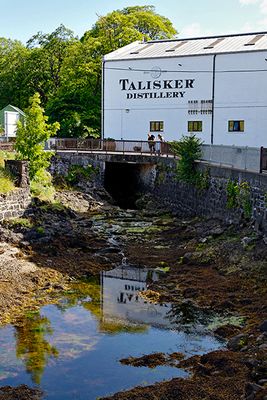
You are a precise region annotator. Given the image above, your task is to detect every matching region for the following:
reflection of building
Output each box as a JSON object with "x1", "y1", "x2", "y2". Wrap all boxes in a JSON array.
[{"x1": 101, "y1": 266, "x2": 172, "y2": 328}]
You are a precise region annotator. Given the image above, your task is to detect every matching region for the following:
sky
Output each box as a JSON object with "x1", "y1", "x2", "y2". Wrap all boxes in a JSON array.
[{"x1": 0, "y1": 0, "x2": 267, "y2": 43}]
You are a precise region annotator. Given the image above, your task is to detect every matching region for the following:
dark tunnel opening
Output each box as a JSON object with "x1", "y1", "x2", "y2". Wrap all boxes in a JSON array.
[{"x1": 104, "y1": 162, "x2": 146, "y2": 209}]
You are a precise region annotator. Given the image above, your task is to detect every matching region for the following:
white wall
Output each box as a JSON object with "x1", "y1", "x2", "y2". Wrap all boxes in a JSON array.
[
  {"x1": 103, "y1": 50, "x2": 267, "y2": 147},
  {"x1": 213, "y1": 51, "x2": 267, "y2": 147},
  {"x1": 104, "y1": 55, "x2": 214, "y2": 143},
  {"x1": 4, "y1": 111, "x2": 20, "y2": 138}
]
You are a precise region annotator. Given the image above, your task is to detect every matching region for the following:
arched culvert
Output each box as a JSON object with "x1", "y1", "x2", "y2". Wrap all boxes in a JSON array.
[{"x1": 104, "y1": 162, "x2": 155, "y2": 209}]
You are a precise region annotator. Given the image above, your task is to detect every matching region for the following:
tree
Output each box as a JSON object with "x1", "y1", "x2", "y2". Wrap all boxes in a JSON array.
[
  {"x1": 15, "y1": 93, "x2": 60, "y2": 179},
  {"x1": 82, "y1": 6, "x2": 177, "y2": 51},
  {"x1": 0, "y1": 38, "x2": 29, "y2": 109},
  {"x1": 26, "y1": 25, "x2": 78, "y2": 96},
  {"x1": 171, "y1": 135, "x2": 203, "y2": 184},
  {"x1": 53, "y1": 6, "x2": 177, "y2": 137}
]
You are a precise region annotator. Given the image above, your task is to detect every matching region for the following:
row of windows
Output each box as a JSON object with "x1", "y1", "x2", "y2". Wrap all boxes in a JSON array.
[{"x1": 150, "y1": 120, "x2": 245, "y2": 133}]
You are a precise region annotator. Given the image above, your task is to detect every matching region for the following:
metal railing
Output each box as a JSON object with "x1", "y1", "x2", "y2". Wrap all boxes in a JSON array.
[
  {"x1": 51, "y1": 138, "x2": 174, "y2": 156},
  {"x1": 47, "y1": 138, "x2": 267, "y2": 173}
]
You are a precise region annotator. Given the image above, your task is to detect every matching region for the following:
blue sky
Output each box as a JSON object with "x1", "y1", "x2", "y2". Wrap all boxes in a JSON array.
[{"x1": 0, "y1": 0, "x2": 266, "y2": 43}]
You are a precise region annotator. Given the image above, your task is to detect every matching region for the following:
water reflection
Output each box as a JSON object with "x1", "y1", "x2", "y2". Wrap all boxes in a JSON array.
[
  {"x1": 14, "y1": 312, "x2": 58, "y2": 384},
  {"x1": 101, "y1": 266, "x2": 173, "y2": 329},
  {"x1": 0, "y1": 266, "x2": 225, "y2": 399}
]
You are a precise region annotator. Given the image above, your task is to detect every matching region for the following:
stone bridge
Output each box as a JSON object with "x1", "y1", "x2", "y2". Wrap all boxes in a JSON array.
[{"x1": 51, "y1": 149, "x2": 267, "y2": 234}]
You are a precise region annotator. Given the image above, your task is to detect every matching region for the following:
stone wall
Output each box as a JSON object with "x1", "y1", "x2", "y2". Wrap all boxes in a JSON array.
[
  {"x1": 50, "y1": 153, "x2": 105, "y2": 187},
  {"x1": 0, "y1": 189, "x2": 31, "y2": 221},
  {"x1": 5, "y1": 160, "x2": 30, "y2": 188},
  {"x1": 153, "y1": 159, "x2": 267, "y2": 232},
  {"x1": 0, "y1": 160, "x2": 31, "y2": 221},
  {"x1": 52, "y1": 152, "x2": 267, "y2": 233}
]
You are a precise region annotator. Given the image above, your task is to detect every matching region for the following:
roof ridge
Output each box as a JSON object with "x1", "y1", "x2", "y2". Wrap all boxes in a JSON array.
[{"x1": 147, "y1": 31, "x2": 267, "y2": 44}]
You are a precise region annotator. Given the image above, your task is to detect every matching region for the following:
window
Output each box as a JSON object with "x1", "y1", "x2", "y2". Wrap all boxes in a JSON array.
[
  {"x1": 228, "y1": 120, "x2": 244, "y2": 132},
  {"x1": 188, "y1": 121, "x2": 202, "y2": 132},
  {"x1": 150, "y1": 121, "x2": 164, "y2": 132}
]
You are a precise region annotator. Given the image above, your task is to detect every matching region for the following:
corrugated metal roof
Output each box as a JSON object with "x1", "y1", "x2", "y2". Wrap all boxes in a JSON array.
[{"x1": 104, "y1": 31, "x2": 267, "y2": 61}]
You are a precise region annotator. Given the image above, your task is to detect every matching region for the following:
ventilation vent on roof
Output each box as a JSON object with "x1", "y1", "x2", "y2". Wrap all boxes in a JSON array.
[
  {"x1": 244, "y1": 34, "x2": 265, "y2": 46},
  {"x1": 130, "y1": 43, "x2": 153, "y2": 54},
  {"x1": 165, "y1": 41, "x2": 188, "y2": 52},
  {"x1": 203, "y1": 37, "x2": 225, "y2": 49}
]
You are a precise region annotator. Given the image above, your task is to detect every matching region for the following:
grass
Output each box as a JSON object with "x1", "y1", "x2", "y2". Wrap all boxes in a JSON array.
[
  {"x1": 0, "y1": 150, "x2": 15, "y2": 168},
  {"x1": 7, "y1": 217, "x2": 34, "y2": 229},
  {"x1": 0, "y1": 167, "x2": 15, "y2": 193},
  {"x1": 0, "y1": 151, "x2": 16, "y2": 193}
]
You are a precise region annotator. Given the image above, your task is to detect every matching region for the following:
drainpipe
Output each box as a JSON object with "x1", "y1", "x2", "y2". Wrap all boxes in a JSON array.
[
  {"x1": 210, "y1": 54, "x2": 217, "y2": 145},
  {"x1": 101, "y1": 59, "x2": 105, "y2": 141}
]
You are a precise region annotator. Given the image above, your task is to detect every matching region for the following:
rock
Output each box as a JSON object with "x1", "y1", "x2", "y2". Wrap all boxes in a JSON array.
[
  {"x1": 182, "y1": 252, "x2": 193, "y2": 263},
  {"x1": 183, "y1": 287, "x2": 198, "y2": 298},
  {"x1": 227, "y1": 334, "x2": 248, "y2": 351},
  {"x1": 214, "y1": 324, "x2": 241, "y2": 339},
  {"x1": 209, "y1": 226, "x2": 225, "y2": 236},
  {"x1": 259, "y1": 320, "x2": 267, "y2": 332},
  {"x1": 97, "y1": 247, "x2": 121, "y2": 254},
  {"x1": 241, "y1": 236, "x2": 255, "y2": 247}
]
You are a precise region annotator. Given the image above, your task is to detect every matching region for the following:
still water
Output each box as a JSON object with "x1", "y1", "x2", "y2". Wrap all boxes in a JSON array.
[{"x1": 0, "y1": 266, "x2": 224, "y2": 399}]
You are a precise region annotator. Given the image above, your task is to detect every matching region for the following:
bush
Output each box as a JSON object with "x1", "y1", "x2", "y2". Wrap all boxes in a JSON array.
[
  {"x1": 66, "y1": 164, "x2": 96, "y2": 185},
  {"x1": 171, "y1": 135, "x2": 203, "y2": 185},
  {"x1": 30, "y1": 168, "x2": 55, "y2": 201}
]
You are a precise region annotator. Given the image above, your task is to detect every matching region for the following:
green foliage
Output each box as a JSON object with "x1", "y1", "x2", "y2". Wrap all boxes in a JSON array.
[
  {"x1": 7, "y1": 217, "x2": 33, "y2": 229},
  {"x1": 226, "y1": 180, "x2": 239, "y2": 209},
  {"x1": 0, "y1": 9, "x2": 177, "y2": 137},
  {"x1": 15, "y1": 311, "x2": 58, "y2": 384},
  {"x1": 0, "y1": 166, "x2": 15, "y2": 193},
  {"x1": 0, "y1": 38, "x2": 30, "y2": 109},
  {"x1": 171, "y1": 135, "x2": 204, "y2": 186},
  {"x1": 15, "y1": 92, "x2": 59, "y2": 180},
  {"x1": 66, "y1": 164, "x2": 96, "y2": 185},
  {"x1": 0, "y1": 150, "x2": 15, "y2": 168},
  {"x1": 239, "y1": 181, "x2": 252, "y2": 218},
  {"x1": 226, "y1": 180, "x2": 252, "y2": 219},
  {"x1": 30, "y1": 168, "x2": 55, "y2": 201}
]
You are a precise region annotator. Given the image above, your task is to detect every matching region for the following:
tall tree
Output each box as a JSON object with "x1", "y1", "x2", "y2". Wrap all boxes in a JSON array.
[
  {"x1": 52, "y1": 6, "x2": 177, "y2": 137},
  {"x1": 0, "y1": 38, "x2": 29, "y2": 109},
  {"x1": 15, "y1": 93, "x2": 60, "y2": 179},
  {"x1": 26, "y1": 24, "x2": 78, "y2": 101}
]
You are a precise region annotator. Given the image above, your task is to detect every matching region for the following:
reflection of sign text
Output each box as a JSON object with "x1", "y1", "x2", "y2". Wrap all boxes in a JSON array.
[{"x1": 119, "y1": 78, "x2": 195, "y2": 100}]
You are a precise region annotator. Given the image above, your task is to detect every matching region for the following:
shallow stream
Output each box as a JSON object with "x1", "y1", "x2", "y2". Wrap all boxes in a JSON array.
[{"x1": 0, "y1": 210, "x2": 225, "y2": 399}]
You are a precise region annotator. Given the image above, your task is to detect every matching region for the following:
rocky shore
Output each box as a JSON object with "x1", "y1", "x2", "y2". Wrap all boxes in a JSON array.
[{"x1": 0, "y1": 189, "x2": 266, "y2": 400}]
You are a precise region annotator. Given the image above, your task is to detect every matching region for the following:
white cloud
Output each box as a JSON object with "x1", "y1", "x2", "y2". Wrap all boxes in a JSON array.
[
  {"x1": 239, "y1": 0, "x2": 267, "y2": 14},
  {"x1": 240, "y1": 22, "x2": 256, "y2": 31},
  {"x1": 239, "y1": 0, "x2": 259, "y2": 5},
  {"x1": 179, "y1": 23, "x2": 213, "y2": 38},
  {"x1": 260, "y1": 0, "x2": 267, "y2": 13}
]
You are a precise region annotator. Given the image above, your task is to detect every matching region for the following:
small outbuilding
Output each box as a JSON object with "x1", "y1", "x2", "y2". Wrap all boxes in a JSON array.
[{"x1": 0, "y1": 105, "x2": 25, "y2": 141}]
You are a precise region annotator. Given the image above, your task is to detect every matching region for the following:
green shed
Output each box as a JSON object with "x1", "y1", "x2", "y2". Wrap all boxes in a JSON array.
[{"x1": 0, "y1": 105, "x2": 25, "y2": 140}]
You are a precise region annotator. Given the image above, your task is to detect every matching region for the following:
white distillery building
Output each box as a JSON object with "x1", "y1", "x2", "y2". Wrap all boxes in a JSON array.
[{"x1": 102, "y1": 31, "x2": 267, "y2": 147}]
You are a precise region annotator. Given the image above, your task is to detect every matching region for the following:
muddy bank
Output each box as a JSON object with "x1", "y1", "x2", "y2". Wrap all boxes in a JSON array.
[{"x1": 0, "y1": 189, "x2": 266, "y2": 399}]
